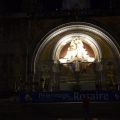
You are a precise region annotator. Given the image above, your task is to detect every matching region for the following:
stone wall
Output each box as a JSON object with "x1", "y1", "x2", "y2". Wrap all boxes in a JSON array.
[{"x1": 0, "y1": 18, "x2": 28, "y2": 94}]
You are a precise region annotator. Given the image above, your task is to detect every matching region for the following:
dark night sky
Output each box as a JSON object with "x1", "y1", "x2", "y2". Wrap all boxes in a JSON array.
[
  {"x1": 91, "y1": 0, "x2": 110, "y2": 9},
  {"x1": 0, "y1": 0, "x2": 110, "y2": 14},
  {"x1": 0, "y1": 0, "x2": 22, "y2": 13}
]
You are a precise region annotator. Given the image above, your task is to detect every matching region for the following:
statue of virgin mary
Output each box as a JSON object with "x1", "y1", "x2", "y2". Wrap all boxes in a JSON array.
[{"x1": 59, "y1": 37, "x2": 95, "y2": 63}]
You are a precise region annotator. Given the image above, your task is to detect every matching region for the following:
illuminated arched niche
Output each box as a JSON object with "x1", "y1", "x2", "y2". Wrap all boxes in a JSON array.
[
  {"x1": 52, "y1": 33, "x2": 101, "y2": 63},
  {"x1": 34, "y1": 22, "x2": 120, "y2": 73}
]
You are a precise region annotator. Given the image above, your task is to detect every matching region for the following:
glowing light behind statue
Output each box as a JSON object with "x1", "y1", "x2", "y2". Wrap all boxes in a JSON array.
[{"x1": 59, "y1": 37, "x2": 95, "y2": 63}]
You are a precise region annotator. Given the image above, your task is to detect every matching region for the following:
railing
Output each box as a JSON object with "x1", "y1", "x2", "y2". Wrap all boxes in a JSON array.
[
  {"x1": 28, "y1": 8, "x2": 120, "y2": 18},
  {"x1": 2, "y1": 8, "x2": 120, "y2": 18}
]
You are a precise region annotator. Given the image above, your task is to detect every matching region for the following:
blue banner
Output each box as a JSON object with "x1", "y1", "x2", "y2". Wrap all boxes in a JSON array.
[{"x1": 19, "y1": 91, "x2": 120, "y2": 102}]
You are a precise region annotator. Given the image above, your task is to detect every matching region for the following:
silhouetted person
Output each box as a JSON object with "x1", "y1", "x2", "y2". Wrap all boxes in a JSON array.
[{"x1": 83, "y1": 94, "x2": 91, "y2": 120}]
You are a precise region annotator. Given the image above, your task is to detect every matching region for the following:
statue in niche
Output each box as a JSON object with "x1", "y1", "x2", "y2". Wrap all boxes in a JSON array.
[
  {"x1": 86, "y1": 63, "x2": 95, "y2": 76},
  {"x1": 60, "y1": 64, "x2": 75, "y2": 76},
  {"x1": 13, "y1": 43, "x2": 22, "y2": 92},
  {"x1": 63, "y1": 37, "x2": 94, "y2": 62},
  {"x1": 106, "y1": 61, "x2": 115, "y2": 89},
  {"x1": 80, "y1": 63, "x2": 95, "y2": 80}
]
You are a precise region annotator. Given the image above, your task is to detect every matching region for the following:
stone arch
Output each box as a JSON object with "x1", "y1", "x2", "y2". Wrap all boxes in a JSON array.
[
  {"x1": 33, "y1": 22, "x2": 120, "y2": 73},
  {"x1": 28, "y1": 18, "x2": 120, "y2": 74},
  {"x1": 27, "y1": 19, "x2": 120, "y2": 91}
]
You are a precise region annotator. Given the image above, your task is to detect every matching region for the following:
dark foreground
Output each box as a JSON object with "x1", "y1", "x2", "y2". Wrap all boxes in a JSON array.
[{"x1": 0, "y1": 99, "x2": 120, "y2": 120}]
